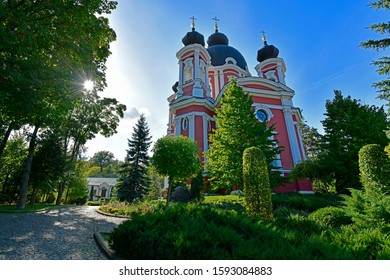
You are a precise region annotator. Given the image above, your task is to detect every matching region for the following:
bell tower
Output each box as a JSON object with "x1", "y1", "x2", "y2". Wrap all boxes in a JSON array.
[{"x1": 167, "y1": 18, "x2": 215, "y2": 163}]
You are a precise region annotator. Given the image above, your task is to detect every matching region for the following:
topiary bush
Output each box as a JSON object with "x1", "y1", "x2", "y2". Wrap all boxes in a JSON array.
[
  {"x1": 358, "y1": 144, "x2": 390, "y2": 195},
  {"x1": 243, "y1": 147, "x2": 273, "y2": 220}
]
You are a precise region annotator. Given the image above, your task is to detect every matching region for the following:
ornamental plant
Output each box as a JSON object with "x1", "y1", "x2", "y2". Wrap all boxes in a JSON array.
[
  {"x1": 242, "y1": 147, "x2": 273, "y2": 220},
  {"x1": 358, "y1": 144, "x2": 390, "y2": 195}
]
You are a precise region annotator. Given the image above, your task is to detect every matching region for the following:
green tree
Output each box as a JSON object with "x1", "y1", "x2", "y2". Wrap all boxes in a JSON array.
[
  {"x1": 91, "y1": 151, "x2": 115, "y2": 172},
  {"x1": 320, "y1": 90, "x2": 388, "y2": 193},
  {"x1": 151, "y1": 135, "x2": 201, "y2": 207},
  {"x1": 116, "y1": 114, "x2": 152, "y2": 202},
  {"x1": 298, "y1": 121, "x2": 323, "y2": 159},
  {"x1": 361, "y1": 0, "x2": 390, "y2": 104},
  {"x1": 205, "y1": 79, "x2": 282, "y2": 192},
  {"x1": 0, "y1": 1, "x2": 118, "y2": 208},
  {"x1": 243, "y1": 147, "x2": 273, "y2": 220}
]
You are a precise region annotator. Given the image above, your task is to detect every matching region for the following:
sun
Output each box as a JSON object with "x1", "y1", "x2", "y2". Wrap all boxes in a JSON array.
[{"x1": 83, "y1": 80, "x2": 94, "y2": 91}]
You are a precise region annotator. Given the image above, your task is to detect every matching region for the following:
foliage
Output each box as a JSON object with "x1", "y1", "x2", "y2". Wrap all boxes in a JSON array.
[
  {"x1": 358, "y1": 144, "x2": 390, "y2": 195},
  {"x1": 110, "y1": 203, "x2": 354, "y2": 260},
  {"x1": 116, "y1": 114, "x2": 152, "y2": 202},
  {"x1": 91, "y1": 151, "x2": 115, "y2": 172},
  {"x1": 309, "y1": 207, "x2": 352, "y2": 228},
  {"x1": 308, "y1": 90, "x2": 388, "y2": 194},
  {"x1": 298, "y1": 121, "x2": 323, "y2": 159},
  {"x1": 144, "y1": 166, "x2": 164, "y2": 201},
  {"x1": 361, "y1": 0, "x2": 390, "y2": 106},
  {"x1": 99, "y1": 199, "x2": 165, "y2": 217},
  {"x1": 151, "y1": 135, "x2": 201, "y2": 206},
  {"x1": 205, "y1": 79, "x2": 282, "y2": 192},
  {"x1": 243, "y1": 147, "x2": 273, "y2": 219},
  {"x1": 65, "y1": 161, "x2": 89, "y2": 205},
  {"x1": 272, "y1": 193, "x2": 343, "y2": 213},
  {"x1": 0, "y1": 0, "x2": 122, "y2": 208}
]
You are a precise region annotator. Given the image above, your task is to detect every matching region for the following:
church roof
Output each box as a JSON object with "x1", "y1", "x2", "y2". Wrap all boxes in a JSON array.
[{"x1": 207, "y1": 29, "x2": 247, "y2": 70}]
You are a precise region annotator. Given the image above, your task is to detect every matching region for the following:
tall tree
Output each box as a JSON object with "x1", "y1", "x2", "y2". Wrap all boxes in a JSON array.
[
  {"x1": 204, "y1": 79, "x2": 282, "y2": 192},
  {"x1": 91, "y1": 151, "x2": 115, "y2": 172},
  {"x1": 298, "y1": 121, "x2": 323, "y2": 159},
  {"x1": 319, "y1": 90, "x2": 388, "y2": 193},
  {"x1": 0, "y1": 0, "x2": 119, "y2": 208},
  {"x1": 361, "y1": 0, "x2": 390, "y2": 104},
  {"x1": 117, "y1": 114, "x2": 152, "y2": 202},
  {"x1": 151, "y1": 135, "x2": 201, "y2": 207}
]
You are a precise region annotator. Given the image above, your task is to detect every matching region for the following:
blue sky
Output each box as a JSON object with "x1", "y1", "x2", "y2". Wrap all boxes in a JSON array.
[{"x1": 85, "y1": 0, "x2": 388, "y2": 161}]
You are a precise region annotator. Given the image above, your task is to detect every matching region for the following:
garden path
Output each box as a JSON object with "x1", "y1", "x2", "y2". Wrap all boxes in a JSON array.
[{"x1": 0, "y1": 206, "x2": 125, "y2": 260}]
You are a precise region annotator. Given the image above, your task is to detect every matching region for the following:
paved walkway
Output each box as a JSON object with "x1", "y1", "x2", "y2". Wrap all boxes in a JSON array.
[{"x1": 0, "y1": 206, "x2": 126, "y2": 260}]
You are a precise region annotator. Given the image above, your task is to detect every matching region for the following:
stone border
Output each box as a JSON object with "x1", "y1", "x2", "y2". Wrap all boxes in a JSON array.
[
  {"x1": 95, "y1": 208, "x2": 130, "y2": 219},
  {"x1": 93, "y1": 232, "x2": 122, "y2": 260}
]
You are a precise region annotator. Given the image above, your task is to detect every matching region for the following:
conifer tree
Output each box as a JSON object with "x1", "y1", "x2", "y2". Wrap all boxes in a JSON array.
[
  {"x1": 116, "y1": 114, "x2": 152, "y2": 202},
  {"x1": 205, "y1": 79, "x2": 282, "y2": 192},
  {"x1": 361, "y1": 0, "x2": 390, "y2": 104}
]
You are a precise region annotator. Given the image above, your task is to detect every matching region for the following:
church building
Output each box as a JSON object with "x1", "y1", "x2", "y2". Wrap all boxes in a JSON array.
[{"x1": 167, "y1": 19, "x2": 312, "y2": 193}]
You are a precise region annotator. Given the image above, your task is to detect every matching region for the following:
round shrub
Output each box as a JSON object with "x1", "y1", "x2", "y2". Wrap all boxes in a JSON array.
[{"x1": 309, "y1": 207, "x2": 351, "y2": 228}]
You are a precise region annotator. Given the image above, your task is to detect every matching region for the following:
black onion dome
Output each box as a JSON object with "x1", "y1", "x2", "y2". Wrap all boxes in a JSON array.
[
  {"x1": 182, "y1": 28, "x2": 205, "y2": 46},
  {"x1": 206, "y1": 30, "x2": 247, "y2": 70},
  {"x1": 257, "y1": 41, "x2": 279, "y2": 62},
  {"x1": 207, "y1": 30, "x2": 229, "y2": 46}
]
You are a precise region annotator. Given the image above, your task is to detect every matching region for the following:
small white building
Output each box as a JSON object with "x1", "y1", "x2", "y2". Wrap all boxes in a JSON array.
[{"x1": 87, "y1": 177, "x2": 117, "y2": 201}]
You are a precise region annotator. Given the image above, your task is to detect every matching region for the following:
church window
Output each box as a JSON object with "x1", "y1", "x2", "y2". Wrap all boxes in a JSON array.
[
  {"x1": 184, "y1": 58, "x2": 193, "y2": 82},
  {"x1": 256, "y1": 109, "x2": 268, "y2": 122}
]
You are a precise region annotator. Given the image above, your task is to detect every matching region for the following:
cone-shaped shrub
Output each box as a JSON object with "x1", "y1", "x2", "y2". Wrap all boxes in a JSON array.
[
  {"x1": 243, "y1": 147, "x2": 273, "y2": 220},
  {"x1": 358, "y1": 144, "x2": 390, "y2": 195}
]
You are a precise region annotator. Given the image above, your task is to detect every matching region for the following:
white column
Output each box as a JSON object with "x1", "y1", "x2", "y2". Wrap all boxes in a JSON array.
[
  {"x1": 283, "y1": 107, "x2": 302, "y2": 165},
  {"x1": 177, "y1": 61, "x2": 184, "y2": 96},
  {"x1": 174, "y1": 117, "x2": 181, "y2": 136},
  {"x1": 188, "y1": 114, "x2": 195, "y2": 140},
  {"x1": 295, "y1": 122, "x2": 306, "y2": 160},
  {"x1": 193, "y1": 49, "x2": 203, "y2": 97},
  {"x1": 203, "y1": 115, "x2": 209, "y2": 152}
]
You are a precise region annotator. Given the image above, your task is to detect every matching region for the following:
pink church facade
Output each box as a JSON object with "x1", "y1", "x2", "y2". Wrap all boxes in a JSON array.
[{"x1": 167, "y1": 22, "x2": 313, "y2": 193}]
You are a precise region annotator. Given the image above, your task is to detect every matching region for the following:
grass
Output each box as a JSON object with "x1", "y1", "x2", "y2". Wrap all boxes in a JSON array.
[{"x1": 0, "y1": 203, "x2": 58, "y2": 211}]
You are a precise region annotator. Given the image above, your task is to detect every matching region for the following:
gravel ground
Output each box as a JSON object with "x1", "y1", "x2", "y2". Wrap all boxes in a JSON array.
[{"x1": 0, "y1": 206, "x2": 127, "y2": 260}]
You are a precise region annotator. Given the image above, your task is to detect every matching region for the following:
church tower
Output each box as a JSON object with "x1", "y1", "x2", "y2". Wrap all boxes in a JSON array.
[
  {"x1": 167, "y1": 19, "x2": 312, "y2": 193},
  {"x1": 167, "y1": 18, "x2": 215, "y2": 163}
]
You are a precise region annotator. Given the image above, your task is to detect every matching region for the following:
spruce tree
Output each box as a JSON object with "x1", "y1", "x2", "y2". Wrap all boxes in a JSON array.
[
  {"x1": 205, "y1": 79, "x2": 282, "y2": 192},
  {"x1": 116, "y1": 114, "x2": 152, "y2": 202},
  {"x1": 361, "y1": 0, "x2": 390, "y2": 104}
]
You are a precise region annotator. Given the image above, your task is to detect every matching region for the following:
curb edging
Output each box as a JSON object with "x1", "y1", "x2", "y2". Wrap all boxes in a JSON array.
[{"x1": 93, "y1": 232, "x2": 122, "y2": 260}]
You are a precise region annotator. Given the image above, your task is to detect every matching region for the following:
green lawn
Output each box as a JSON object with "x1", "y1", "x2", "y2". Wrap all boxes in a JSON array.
[{"x1": 0, "y1": 203, "x2": 58, "y2": 211}]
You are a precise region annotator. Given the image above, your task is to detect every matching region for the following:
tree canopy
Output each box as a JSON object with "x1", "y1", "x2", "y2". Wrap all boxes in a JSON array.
[{"x1": 204, "y1": 79, "x2": 282, "y2": 192}]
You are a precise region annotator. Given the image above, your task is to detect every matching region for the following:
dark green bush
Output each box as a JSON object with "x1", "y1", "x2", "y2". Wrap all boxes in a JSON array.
[
  {"x1": 110, "y1": 203, "x2": 354, "y2": 260},
  {"x1": 331, "y1": 226, "x2": 390, "y2": 259},
  {"x1": 243, "y1": 147, "x2": 273, "y2": 219},
  {"x1": 309, "y1": 207, "x2": 352, "y2": 228},
  {"x1": 272, "y1": 193, "x2": 342, "y2": 213}
]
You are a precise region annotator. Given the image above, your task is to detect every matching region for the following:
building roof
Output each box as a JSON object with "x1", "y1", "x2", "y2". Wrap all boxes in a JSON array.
[{"x1": 87, "y1": 177, "x2": 117, "y2": 186}]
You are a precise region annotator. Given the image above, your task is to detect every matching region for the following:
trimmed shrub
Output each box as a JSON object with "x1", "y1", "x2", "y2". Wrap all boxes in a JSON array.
[
  {"x1": 309, "y1": 207, "x2": 351, "y2": 228},
  {"x1": 272, "y1": 193, "x2": 342, "y2": 213},
  {"x1": 243, "y1": 147, "x2": 273, "y2": 220},
  {"x1": 358, "y1": 144, "x2": 390, "y2": 195}
]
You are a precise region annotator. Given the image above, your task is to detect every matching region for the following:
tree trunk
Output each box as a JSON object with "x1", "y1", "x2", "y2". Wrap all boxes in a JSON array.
[
  {"x1": 56, "y1": 180, "x2": 66, "y2": 205},
  {"x1": 17, "y1": 122, "x2": 41, "y2": 209},
  {"x1": 0, "y1": 124, "x2": 13, "y2": 158},
  {"x1": 165, "y1": 177, "x2": 173, "y2": 210}
]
